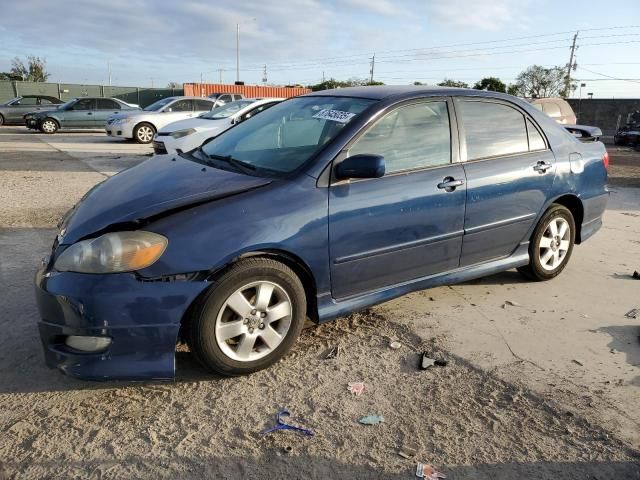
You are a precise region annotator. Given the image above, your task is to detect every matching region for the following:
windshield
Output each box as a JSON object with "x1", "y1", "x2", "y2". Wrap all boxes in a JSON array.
[
  {"x1": 201, "y1": 100, "x2": 255, "y2": 119},
  {"x1": 200, "y1": 96, "x2": 375, "y2": 175},
  {"x1": 144, "y1": 97, "x2": 174, "y2": 111}
]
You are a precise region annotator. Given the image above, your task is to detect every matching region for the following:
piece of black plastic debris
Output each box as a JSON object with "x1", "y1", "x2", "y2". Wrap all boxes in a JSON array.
[
  {"x1": 324, "y1": 345, "x2": 340, "y2": 359},
  {"x1": 625, "y1": 308, "x2": 639, "y2": 319},
  {"x1": 434, "y1": 359, "x2": 448, "y2": 367},
  {"x1": 420, "y1": 353, "x2": 447, "y2": 370},
  {"x1": 633, "y1": 271, "x2": 640, "y2": 280}
]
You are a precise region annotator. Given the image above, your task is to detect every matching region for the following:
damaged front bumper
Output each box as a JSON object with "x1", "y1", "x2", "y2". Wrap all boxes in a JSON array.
[{"x1": 34, "y1": 267, "x2": 209, "y2": 381}]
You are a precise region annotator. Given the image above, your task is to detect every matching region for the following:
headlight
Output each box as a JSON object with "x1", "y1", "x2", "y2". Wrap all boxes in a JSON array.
[
  {"x1": 170, "y1": 128, "x2": 196, "y2": 139},
  {"x1": 54, "y1": 231, "x2": 168, "y2": 273}
]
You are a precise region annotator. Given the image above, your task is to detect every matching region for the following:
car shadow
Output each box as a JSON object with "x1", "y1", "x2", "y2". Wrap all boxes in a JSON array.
[{"x1": 598, "y1": 324, "x2": 640, "y2": 387}]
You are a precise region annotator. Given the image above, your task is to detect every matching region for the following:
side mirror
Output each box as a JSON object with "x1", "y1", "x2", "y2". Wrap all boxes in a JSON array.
[{"x1": 335, "y1": 154, "x2": 385, "y2": 180}]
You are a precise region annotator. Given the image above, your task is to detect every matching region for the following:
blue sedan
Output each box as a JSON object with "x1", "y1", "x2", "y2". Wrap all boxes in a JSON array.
[{"x1": 35, "y1": 86, "x2": 609, "y2": 380}]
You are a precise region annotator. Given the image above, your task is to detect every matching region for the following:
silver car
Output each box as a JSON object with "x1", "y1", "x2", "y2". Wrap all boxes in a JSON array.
[
  {"x1": 105, "y1": 96, "x2": 220, "y2": 144},
  {"x1": 0, "y1": 95, "x2": 64, "y2": 125}
]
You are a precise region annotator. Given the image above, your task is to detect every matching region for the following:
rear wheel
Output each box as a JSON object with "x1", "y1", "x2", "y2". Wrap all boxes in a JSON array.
[
  {"x1": 40, "y1": 118, "x2": 58, "y2": 134},
  {"x1": 188, "y1": 258, "x2": 307, "y2": 376},
  {"x1": 517, "y1": 204, "x2": 575, "y2": 281},
  {"x1": 134, "y1": 122, "x2": 155, "y2": 143},
  {"x1": 0, "y1": 114, "x2": 4, "y2": 126}
]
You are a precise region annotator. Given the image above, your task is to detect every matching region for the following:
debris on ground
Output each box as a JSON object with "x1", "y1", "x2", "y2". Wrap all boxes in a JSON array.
[
  {"x1": 358, "y1": 414, "x2": 384, "y2": 425},
  {"x1": 389, "y1": 341, "x2": 402, "y2": 350},
  {"x1": 633, "y1": 270, "x2": 640, "y2": 279},
  {"x1": 397, "y1": 445, "x2": 417, "y2": 459},
  {"x1": 421, "y1": 355, "x2": 436, "y2": 370},
  {"x1": 420, "y1": 353, "x2": 448, "y2": 370},
  {"x1": 261, "y1": 408, "x2": 314, "y2": 437},
  {"x1": 572, "y1": 359, "x2": 584, "y2": 366},
  {"x1": 348, "y1": 382, "x2": 365, "y2": 396},
  {"x1": 324, "y1": 345, "x2": 340, "y2": 359},
  {"x1": 416, "y1": 462, "x2": 446, "y2": 479},
  {"x1": 503, "y1": 300, "x2": 522, "y2": 307},
  {"x1": 283, "y1": 445, "x2": 293, "y2": 454},
  {"x1": 624, "y1": 308, "x2": 639, "y2": 319}
]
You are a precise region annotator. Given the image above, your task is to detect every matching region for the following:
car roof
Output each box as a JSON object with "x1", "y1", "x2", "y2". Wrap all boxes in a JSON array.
[{"x1": 306, "y1": 85, "x2": 515, "y2": 102}]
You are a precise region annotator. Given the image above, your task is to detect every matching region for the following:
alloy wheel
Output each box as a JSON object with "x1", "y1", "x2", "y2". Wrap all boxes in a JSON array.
[
  {"x1": 539, "y1": 217, "x2": 571, "y2": 271},
  {"x1": 136, "y1": 125, "x2": 154, "y2": 143},
  {"x1": 214, "y1": 281, "x2": 293, "y2": 362},
  {"x1": 41, "y1": 120, "x2": 57, "y2": 133}
]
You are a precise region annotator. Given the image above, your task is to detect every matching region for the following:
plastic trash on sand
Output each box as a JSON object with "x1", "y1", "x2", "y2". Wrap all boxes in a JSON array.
[
  {"x1": 358, "y1": 414, "x2": 384, "y2": 425},
  {"x1": 416, "y1": 462, "x2": 446, "y2": 479},
  {"x1": 348, "y1": 382, "x2": 365, "y2": 396},
  {"x1": 261, "y1": 408, "x2": 314, "y2": 437}
]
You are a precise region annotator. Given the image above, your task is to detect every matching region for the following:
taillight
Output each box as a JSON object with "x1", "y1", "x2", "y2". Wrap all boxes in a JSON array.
[{"x1": 602, "y1": 151, "x2": 609, "y2": 170}]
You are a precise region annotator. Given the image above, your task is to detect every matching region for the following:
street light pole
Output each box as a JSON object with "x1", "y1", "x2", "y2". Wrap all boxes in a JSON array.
[
  {"x1": 236, "y1": 24, "x2": 240, "y2": 83},
  {"x1": 578, "y1": 82, "x2": 586, "y2": 122}
]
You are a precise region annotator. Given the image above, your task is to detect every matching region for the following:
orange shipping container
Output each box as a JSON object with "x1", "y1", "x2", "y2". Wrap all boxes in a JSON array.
[{"x1": 183, "y1": 83, "x2": 310, "y2": 99}]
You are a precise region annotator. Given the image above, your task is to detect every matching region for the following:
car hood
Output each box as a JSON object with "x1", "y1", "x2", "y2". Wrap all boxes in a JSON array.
[
  {"x1": 58, "y1": 154, "x2": 272, "y2": 244},
  {"x1": 159, "y1": 116, "x2": 229, "y2": 133}
]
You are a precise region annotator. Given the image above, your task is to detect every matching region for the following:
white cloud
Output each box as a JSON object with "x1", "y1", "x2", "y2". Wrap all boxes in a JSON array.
[
  {"x1": 428, "y1": 0, "x2": 530, "y2": 31},
  {"x1": 343, "y1": 0, "x2": 401, "y2": 16}
]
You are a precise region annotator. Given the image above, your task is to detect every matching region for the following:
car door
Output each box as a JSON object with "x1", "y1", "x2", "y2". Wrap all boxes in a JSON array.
[
  {"x1": 65, "y1": 98, "x2": 96, "y2": 127},
  {"x1": 159, "y1": 99, "x2": 194, "y2": 127},
  {"x1": 95, "y1": 99, "x2": 122, "y2": 126},
  {"x1": 7, "y1": 96, "x2": 39, "y2": 122},
  {"x1": 194, "y1": 99, "x2": 215, "y2": 115},
  {"x1": 455, "y1": 98, "x2": 556, "y2": 267},
  {"x1": 328, "y1": 99, "x2": 466, "y2": 299}
]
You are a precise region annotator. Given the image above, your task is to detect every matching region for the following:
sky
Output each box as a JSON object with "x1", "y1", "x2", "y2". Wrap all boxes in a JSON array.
[{"x1": 1, "y1": 0, "x2": 639, "y2": 98}]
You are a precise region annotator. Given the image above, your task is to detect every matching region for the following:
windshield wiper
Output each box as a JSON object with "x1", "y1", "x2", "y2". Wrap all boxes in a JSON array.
[{"x1": 201, "y1": 151, "x2": 257, "y2": 173}]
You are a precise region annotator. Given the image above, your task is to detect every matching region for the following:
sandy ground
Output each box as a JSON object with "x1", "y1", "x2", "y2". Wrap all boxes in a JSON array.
[{"x1": 0, "y1": 127, "x2": 639, "y2": 479}]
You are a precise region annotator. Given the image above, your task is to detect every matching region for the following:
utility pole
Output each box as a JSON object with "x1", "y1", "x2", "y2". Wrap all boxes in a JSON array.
[
  {"x1": 217, "y1": 69, "x2": 224, "y2": 84},
  {"x1": 566, "y1": 31, "x2": 579, "y2": 97},
  {"x1": 200, "y1": 72, "x2": 204, "y2": 96},
  {"x1": 236, "y1": 24, "x2": 240, "y2": 83},
  {"x1": 262, "y1": 64, "x2": 267, "y2": 84},
  {"x1": 369, "y1": 54, "x2": 375, "y2": 83},
  {"x1": 322, "y1": 71, "x2": 325, "y2": 83},
  {"x1": 107, "y1": 60, "x2": 111, "y2": 87}
]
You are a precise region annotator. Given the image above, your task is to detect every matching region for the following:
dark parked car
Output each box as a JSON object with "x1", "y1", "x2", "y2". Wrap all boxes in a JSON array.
[
  {"x1": 614, "y1": 124, "x2": 640, "y2": 147},
  {"x1": 35, "y1": 86, "x2": 609, "y2": 380},
  {"x1": 26, "y1": 97, "x2": 139, "y2": 133},
  {"x1": 0, "y1": 95, "x2": 64, "y2": 125}
]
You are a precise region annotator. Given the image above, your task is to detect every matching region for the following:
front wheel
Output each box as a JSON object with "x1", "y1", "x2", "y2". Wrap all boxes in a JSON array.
[
  {"x1": 133, "y1": 122, "x2": 155, "y2": 143},
  {"x1": 518, "y1": 204, "x2": 575, "y2": 281},
  {"x1": 40, "y1": 118, "x2": 58, "y2": 134},
  {"x1": 188, "y1": 258, "x2": 307, "y2": 376}
]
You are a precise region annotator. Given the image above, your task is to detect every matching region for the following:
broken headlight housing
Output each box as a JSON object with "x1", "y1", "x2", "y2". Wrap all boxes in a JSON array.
[{"x1": 54, "y1": 231, "x2": 168, "y2": 274}]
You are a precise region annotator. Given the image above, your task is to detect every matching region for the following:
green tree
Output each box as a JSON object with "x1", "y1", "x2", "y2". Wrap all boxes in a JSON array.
[
  {"x1": 506, "y1": 84, "x2": 519, "y2": 96},
  {"x1": 437, "y1": 79, "x2": 469, "y2": 88},
  {"x1": 307, "y1": 77, "x2": 384, "y2": 91},
  {"x1": 513, "y1": 65, "x2": 570, "y2": 98},
  {"x1": 8, "y1": 56, "x2": 50, "y2": 82},
  {"x1": 473, "y1": 77, "x2": 506, "y2": 93}
]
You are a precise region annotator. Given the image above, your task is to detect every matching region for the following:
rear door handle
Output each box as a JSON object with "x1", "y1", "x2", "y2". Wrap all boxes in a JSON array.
[
  {"x1": 533, "y1": 161, "x2": 552, "y2": 173},
  {"x1": 437, "y1": 177, "x2": 464, "y2": 192},
  {"x1": 87, "y1": 112, "x2": 93, "y2": 115}
]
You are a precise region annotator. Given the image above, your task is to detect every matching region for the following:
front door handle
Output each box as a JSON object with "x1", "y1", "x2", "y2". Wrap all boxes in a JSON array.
[
  {"x1": 533, "y1": 161, "x2": 552, "y2": 173},
  {"x1": 87, "y1": 112, "x2": 93, "y2": 115},
  {"x1": 437, "y1": 177, "x2": 464, "y2": 192}
]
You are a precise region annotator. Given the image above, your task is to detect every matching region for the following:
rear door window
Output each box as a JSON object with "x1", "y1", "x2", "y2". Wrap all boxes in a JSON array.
[
  {"x1": 97, "y1": 99, "x2": 121, "y2": 110},
  {"x1": 194, "y1": 100, "x2": 214, "y2": 111},
  {"x1": 459, "y1": 101, "x2": 529, "y2": 160},
  {"x1": 73, "y1": 98, "x2": 96, "y2": 110}
]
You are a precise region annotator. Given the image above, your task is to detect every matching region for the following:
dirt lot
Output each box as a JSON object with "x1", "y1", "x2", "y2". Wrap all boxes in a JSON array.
[{"x1": 0, "y1": 127, "x2": 639, "y2": 480}]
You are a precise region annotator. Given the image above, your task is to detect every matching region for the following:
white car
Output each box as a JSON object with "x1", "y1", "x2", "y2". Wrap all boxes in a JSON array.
[
  {"x1": 105, "y1": 96, "x2": 219, "y2": 144},
  {"x1": 152, "y1": 98, "x2": 284, "y2": 155}
]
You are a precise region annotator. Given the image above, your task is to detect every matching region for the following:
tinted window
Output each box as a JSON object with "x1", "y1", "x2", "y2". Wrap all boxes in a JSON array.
[
  {"x1": 349, "y1": 101, "x2": 451, "y2": 173},
  {"x1": 219, "y1": 95, "x2": 233, "y2": 103},
  {"x1": 144, "y1": 97, "x2": 173, "y2": 111},
  {"x1": 201, "y1": 96, "x2": 375, "y2": 175},
  {"x1": 234, "y1": 94, "x2": 243, "y2": 101},
  {"x1": 527, "y1": 119, "x2": 546, "y2": 151},
  {"x1": 460, "y1": 101, "x2": 528, "y2": 160},
  {"x1": 201, "y1": 100, "x2": 254, "y2": 119},
  {"x1": 194, "y1": 100, "x2": 214, "y2": 111},
  {"x1": 73, "y1": 98, "x2": 96, "y2": 110},
  {"x1": 40, "y1": 98, "x2": 55, "y2": 105},
  {"x1": 97, "y1": 99, "x2": 121, "y2": 110},
  {"x1": 16, "y1": 97, "x2": 38, "y2": 106},
  {"x1": 168, "y1": 100, "x2": 192, "y2": 112}
]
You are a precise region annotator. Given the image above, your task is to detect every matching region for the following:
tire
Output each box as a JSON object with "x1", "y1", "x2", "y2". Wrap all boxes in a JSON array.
[
  {"x1": 133, "y1": 122, "x2": 155, "y2": 144},
  {"x1": 0, "y1": 114, "x2": 4, "y2": 126},
  {"x1": 188, "y1": 258, "x2": 307, "y2": 376},
  {"x1": 40, "y1": 118, "x2": 59, "y2": 134},
  {"x1": 517, "y1": 204, "x2": 575, "y2": 281}
]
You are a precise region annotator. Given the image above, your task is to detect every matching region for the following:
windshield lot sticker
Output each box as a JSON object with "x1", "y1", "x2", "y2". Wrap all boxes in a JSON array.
[{"x1": 312, "y1": 109, "x2": 356, "y2": 123}]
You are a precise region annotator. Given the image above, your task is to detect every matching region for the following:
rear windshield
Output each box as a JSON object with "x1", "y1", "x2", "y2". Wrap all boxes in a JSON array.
[{"x1": 200, "y1": 96, "x2": 375, "y2": 175}]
